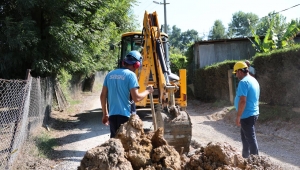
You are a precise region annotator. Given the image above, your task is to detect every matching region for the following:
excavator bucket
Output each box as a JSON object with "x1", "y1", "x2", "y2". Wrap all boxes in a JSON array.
[{"x1": 155, "y1": 104, "x2": 192, "y2": 153}]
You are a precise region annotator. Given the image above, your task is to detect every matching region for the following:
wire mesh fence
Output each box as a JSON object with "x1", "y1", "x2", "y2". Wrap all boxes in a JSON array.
[{"x1": 0, "y1": 73, "x2": 53, "y2": 169}]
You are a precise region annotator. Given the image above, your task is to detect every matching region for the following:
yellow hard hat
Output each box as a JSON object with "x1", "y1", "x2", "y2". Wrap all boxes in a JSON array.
[{"x1": 232, "y1": 61, "x2": 248, "y2": 73}]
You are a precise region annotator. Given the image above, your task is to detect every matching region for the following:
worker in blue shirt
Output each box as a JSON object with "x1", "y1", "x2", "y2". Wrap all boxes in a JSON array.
[
  {"x1": 100, "y1": 50, "x2": 154, "y2": 138},
  {"x1": 233, "y1": 61, "x2": 260, "y2": 158}
]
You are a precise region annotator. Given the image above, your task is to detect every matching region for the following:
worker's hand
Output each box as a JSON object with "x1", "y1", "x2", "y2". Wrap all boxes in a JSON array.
[
  {"x1": 146, "y1": 85, "x2": 154, "y2": 93},
  {"x1": 235, "y1": 116, "x2": 241, "y2": 126},
  {"x1": 102, "y1": 115, "x2": 109, "y2": 125}
]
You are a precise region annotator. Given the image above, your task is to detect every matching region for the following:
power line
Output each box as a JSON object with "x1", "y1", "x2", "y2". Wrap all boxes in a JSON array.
[
  {"x1": 147, "y1": 4, "x2": 158, "y2": 15},
  {"x1": 249, "y1": 3, "x2": 300, "y2": 24},
  {"x1": 274, "y1": 3, "x2": 300, "y2": 14},
  {"x1": 135, "y1": 1, "x2": 156, "y2": 17},
  {"x1": 198, "y1": 3, "x2": 300, "y2": 36}
]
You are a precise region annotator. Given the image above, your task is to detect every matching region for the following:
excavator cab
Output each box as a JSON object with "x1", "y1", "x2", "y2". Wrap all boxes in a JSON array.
[
  {"x1": 118, "y1": 32, "x2": 144, "y2": 68},
  {"x1": 118, "y1": 11, "x2": 191, "y2": 153},
  {"x1": 119, "y1": 32, "x2": 184, "y2": 104}
]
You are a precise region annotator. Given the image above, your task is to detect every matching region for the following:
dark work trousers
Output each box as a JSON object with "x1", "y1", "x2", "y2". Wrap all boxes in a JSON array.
[
  {"x1": 131, "y1": 102, "x2": 136, "y2": 113},
  {"x1": 109, "y1": 115, "x2": 129, "y2": 138},
  {"x1": 240, "y1": 115, "x2": 259, "y2": 158}
]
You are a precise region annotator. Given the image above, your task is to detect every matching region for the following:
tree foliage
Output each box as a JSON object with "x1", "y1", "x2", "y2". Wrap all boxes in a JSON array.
[
  {"x1": 227, "y1": 11, "x2": 259, "y2": 38},
  {"x1": 169, "y1": 47, "x2": 187, "y2": 73},
  {"x1": 255, "y1": 12, "x2": 288, "y2": 38},
  {"x1": 180, "y1": 29, "x2": 201, "y2": 51},
  {"x1": 0, "y1": 0, "x2": 137, "y2": 79},
  {"x1": 208, "y1": 20, "x2": 227, "y2": 40},
  {"x1": 169, "y1": 26, "x2": 201, "y2": 52},
  {"x1": 169, "y1": 25, "x2": 182, "y2": 50},
  {"x1": 250, "y1": 16, "x2": 300, "y2": 53}
]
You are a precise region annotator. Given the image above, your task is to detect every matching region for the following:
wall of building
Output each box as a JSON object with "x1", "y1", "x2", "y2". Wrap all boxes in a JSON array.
[{"x1": 193, "y1": 39, "x2": 256, "y2": 69}]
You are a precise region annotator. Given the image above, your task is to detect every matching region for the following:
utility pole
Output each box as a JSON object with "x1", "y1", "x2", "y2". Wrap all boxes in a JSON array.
[
  {"x1": 163, "y1": 0, "x2": 167, "y2": 34},
  {"x1": 153, "y1": 0, "x2": 170, "y2": 33}
]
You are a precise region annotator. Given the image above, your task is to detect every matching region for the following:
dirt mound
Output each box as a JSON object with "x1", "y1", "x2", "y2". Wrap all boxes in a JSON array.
[
  {"x1": 183, "y1": 141, "x2": 282, "y2": 170},
  {"x1": 78, "y1": 114, "x2": 281, "y2": 170},
  {"x1": 78, "y1": 138, "x2": 132, "y2": 170}
]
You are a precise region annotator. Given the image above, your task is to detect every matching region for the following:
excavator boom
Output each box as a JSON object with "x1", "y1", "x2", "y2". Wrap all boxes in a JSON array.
[{"x1": 119, "y1": 11, "x2": 191, "y2": 153}]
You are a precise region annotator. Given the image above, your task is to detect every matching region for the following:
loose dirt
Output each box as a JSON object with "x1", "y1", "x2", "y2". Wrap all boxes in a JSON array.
[
  {"x1": 14, "y1": 92, "x2": 300, "y2": 169},
  {"x1": 78, "y1": 114, "x2": 280, "y2": 170}
]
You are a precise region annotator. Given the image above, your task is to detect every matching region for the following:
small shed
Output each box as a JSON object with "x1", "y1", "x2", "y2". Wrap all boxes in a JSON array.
[
  {"x1": 192, "y1": 34, "x2": 300, "y2": 69},
  {"x1": 192, "y1": 37, "x2": 256, "y2": 69}
]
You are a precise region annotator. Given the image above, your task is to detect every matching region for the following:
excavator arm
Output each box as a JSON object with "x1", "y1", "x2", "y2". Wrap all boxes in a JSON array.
[
  {"x1": 119, "y1": 11, "x2": 191, "y2": 153},
  {"x1": 137, "y1": 11, "x2": 169, "y2": 107},
  {"x1": 139, "y1": 11, "x2": 191, "y2": 153}
]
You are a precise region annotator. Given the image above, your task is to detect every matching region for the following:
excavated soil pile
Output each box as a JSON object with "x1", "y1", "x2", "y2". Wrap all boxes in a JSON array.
[
  {"x1": 78, "y1": 138, "x2": 132, "y2": 170},
  {"x1": 78, "y1": 114, "x2": 281, "y2": 170}
]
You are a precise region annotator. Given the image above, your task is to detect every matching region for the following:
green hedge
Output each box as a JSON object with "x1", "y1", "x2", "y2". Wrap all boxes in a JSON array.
[
  {"x1": 193, "y1": 61, "x2": 236, "y2": 102},
  {"x1": 254, "y1": 45, "x2": 300, "y2": 106},
  {"x1": 193, "y1": 45, "x2": 300, "y2": 106}
]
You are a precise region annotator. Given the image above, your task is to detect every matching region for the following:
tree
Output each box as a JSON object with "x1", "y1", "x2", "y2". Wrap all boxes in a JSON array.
[
  {"x1": 169, "y1": 26, "x2": 201, "y2": 52},
  {"x1": 208, "y1": 20, "x2": 227, "y2": 40},
  {"x1": 180, "y1": 29, "x2": 201, "y2": 51},
  {"x1": 255, "y1": 12, "x2": 288, "y2": 38},
  {"x1": 0, "y1": 0, "x2": 137, "y2": 79},
  {"x1": 169, "y1": 25, "x2": 182, "y2": 49},
  {"x1": 227, "y1": 11, "x2": 259, "y2": 38},
  {"x1": 250, "y1": 17, "x2": 300, "y2": 53}
]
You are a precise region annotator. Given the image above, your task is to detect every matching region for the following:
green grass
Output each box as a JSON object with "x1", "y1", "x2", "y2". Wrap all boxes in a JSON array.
[
  {"x1": 93, "y1": 84, "x2": 103, "y2": 93},
  {"x1": 34, "y1": 131, "x2": 57, "y2": 158},
  {"x1": 69, "y1": 100, "x2": 81, "y2": 105}
]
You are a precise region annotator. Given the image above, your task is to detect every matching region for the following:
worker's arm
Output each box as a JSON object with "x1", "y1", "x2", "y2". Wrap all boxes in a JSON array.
[
  {"x1": 100, "y1": 86, "x2": 109, "y2": 125},
  {"x1": 130, "y1": 86, "x2": 154, "y2": 103},
  {"x1": 236, "y1": 96, "x2": 246, "y2": 126}
]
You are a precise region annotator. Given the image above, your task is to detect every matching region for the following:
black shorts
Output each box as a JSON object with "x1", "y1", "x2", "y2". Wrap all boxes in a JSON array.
[{"x1": 109, "y1": 115, "x2": 129, "y2": 138}]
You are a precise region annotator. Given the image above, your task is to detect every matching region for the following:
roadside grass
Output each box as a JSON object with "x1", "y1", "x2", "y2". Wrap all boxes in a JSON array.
[
  {"x1": 69, "y1": 99, "x2": 81, "y2": 105},
  {"x1": 212, "y1": 100, "x2": 300, "y2": 128},
  {"x1": 258, "y1": 104, "x2": 300, "y2": 123},
  {"x1": 93, "y1": 84, "x2": 103, "y2": 93},
  {"x1": 34, "y1": 131, "x2": 57, "y2": 158}
]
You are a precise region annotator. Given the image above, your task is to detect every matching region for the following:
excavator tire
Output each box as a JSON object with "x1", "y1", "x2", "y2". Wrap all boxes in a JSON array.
[{"x1": 154, "y1": 104, "x2": 192, "y2": 154}]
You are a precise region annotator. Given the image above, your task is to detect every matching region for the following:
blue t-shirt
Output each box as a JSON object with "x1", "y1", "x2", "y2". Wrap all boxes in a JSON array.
[
  {"x1": 234, "y1": 75, "x2": 260, "y2": 119},
  {"x1": 103, "y1": 69, "x2": 139, "y2": 117}
]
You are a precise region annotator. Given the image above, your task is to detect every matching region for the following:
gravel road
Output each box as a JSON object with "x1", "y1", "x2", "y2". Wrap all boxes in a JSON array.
[
  {"x1": 52, "y1": 94, "x2": 300, "y2": 170},
  {"x1": 187, "y1": 100, "x2": 300, "y2": 170}
]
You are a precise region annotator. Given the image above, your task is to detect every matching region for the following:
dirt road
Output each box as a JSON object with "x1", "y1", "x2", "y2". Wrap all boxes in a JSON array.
[
  {"x1": 51, "y1": 93, "x2": 300, "y2": 170},
  {"x1": 187, "y1": 100, "x2": 300, "y2": 170}
]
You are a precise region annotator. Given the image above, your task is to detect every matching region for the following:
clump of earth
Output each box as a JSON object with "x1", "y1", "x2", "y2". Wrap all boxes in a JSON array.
[{"x1": 78, "y1": 114, "x2": 281, "y2": 170}]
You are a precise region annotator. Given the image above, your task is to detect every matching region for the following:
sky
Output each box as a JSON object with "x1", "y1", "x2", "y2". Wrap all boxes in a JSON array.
[{"x1": 132, "y1": 0, "x2": 300, "y2": 39}]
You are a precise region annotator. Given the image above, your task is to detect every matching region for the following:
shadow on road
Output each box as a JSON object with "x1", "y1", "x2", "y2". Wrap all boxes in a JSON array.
[{"x1": 49, "y1": 107, "x2": 110, "y2": 162}]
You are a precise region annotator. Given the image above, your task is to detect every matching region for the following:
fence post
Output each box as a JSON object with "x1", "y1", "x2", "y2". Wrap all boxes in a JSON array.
[{"x1": 228, "y1": 69, "x2": 234, "y2": 105}]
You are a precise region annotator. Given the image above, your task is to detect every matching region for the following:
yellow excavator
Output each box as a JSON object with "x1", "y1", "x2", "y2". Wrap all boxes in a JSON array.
[{"x1": 118, "y1": 11, "x2": 192, "y2": 153}]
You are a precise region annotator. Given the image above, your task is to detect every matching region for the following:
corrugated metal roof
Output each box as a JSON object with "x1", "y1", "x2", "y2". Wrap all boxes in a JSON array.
[
  {"x1": 195, "y1": 37, "x2": 254, "y2": 45},
  {"x1": 195, "y1": 33, "x2": 300, "y2": 45}
]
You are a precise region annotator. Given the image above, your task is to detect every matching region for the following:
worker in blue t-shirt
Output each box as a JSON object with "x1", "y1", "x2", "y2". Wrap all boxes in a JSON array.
[
  {"x1": 245, "y1": 60, "x2": 256, "y2": 77},
  {"x1": 100, "y1": 50, "x2": 154, "y2": 138},
  {"x1": 233, "y1": 61, "x2": 260, "y2": 158}
]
